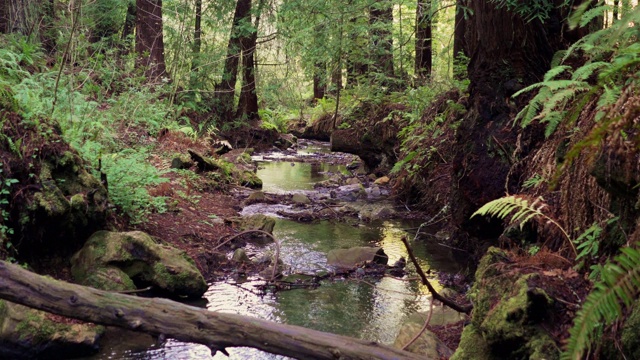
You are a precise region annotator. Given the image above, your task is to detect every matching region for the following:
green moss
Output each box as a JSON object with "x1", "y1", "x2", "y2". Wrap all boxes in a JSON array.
[
  {"x1": 15, "y1": 311, "x2": 73, "y2": 344},
  {"x1": 619, "y1": 301, "x2": 640, "y2": 359},
  {"x1": 451, "y1": 324, "x2": 491, "y2": 360},
  {"x1": 235, "y1": 152, "x2": 252, "y2": 164}
]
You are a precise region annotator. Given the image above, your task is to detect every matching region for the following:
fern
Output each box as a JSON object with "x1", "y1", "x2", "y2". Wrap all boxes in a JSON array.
[
  {"x1": 563, "y1": 244, "x2": 640, "y2": 359},
  {"x1": 471, "y1": 195, "x2": 576, "y2": 255}
]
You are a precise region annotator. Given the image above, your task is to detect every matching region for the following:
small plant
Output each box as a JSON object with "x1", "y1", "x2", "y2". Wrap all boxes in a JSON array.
[
  {"x1": 522, "y1": 173, "x2": 545, "y2": 189},
  {"x1": 0, "y1": 166, "x2": 19, "y2": 255},
  {"x1": 471, "y1": 195, "x2": 576, "y2": 255}
]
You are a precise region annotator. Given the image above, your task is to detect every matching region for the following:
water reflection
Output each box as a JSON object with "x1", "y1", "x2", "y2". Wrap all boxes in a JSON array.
[{"x1": 256, "y1": 161, "x2": 347, "y2": 193}]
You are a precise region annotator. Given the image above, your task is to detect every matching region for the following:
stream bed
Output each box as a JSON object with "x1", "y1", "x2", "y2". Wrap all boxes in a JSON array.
[{"x1": 85, "y1": 141, "x2": 464, "y2": 360}]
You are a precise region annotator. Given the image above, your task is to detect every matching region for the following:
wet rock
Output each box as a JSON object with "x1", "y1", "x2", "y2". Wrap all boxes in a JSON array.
[
  {"x1": 334, "y1": 184, "x2": 367, "y2": 202},
  {"x1": 291, "y1": 193, "x2": 311, "y2": 205},
  {"x1": 327, "y1": 247, "x2": 388, "y2": 269},
  {"x1": 345, "y1": 177, "x2": 361, "y2": 185},
  {"x1": 394, "y1": 320, "x2": 452, "y2": 358},
  {"x1": 241, "y1": 214, "x2": 276, "y2": 234},
  {"x1": 373, "y1": 206, "x2": 395, "y2": 219},
  {"x1": 374, "y1": 176, "x2": 390, "y2": 185},
  {"x1": 71, "y1": 231, "x2": 208, "y2": 299},
  {"x1": 317, "y1": 208, "x2": 335, "y2": 218},
  {"x1": 0, "y1": 300, "x2": 103, "y2": 359},
  {"x1": 246, "y1": 191, "x2": 266, "y2": 203},
  {"x1": 232, "y1": 248, "x2": 251, "y2": 264}
]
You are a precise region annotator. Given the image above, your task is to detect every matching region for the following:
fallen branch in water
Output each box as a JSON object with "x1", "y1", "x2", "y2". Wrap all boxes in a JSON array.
[
  {"x1": 400, "y1": 236, "x2": 472, "y2": 315},
  {"x1": 0, "y1": 261, "x2": 425, "y2": 360}
]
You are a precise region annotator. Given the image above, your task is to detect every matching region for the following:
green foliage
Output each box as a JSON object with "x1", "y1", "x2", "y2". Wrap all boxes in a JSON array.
[
  {"x1": 489, "y1": 0, "x2": 569, "y2": 22},
  {"x1": 522, "y1": 174, "x2": 544, "y2": 189},
  {"x1": 514, "y1": 5, "x2": 640, "y2": 137},
  {"x1": 563, "y1": 243, "x2": 640, "y2": 359},
  {"x1": 102, "y1": 150, "x2": 168, "y2": 224},
  {"x1": 471, "y1": 195, "x2": 576, "y2": 255},
  {"x1": 0, "y1": 166, "x2": 19, "y2": 256}
]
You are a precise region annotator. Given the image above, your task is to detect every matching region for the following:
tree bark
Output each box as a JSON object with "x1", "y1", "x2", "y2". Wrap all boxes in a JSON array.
[
  {"x1": 0, "y1": 261, "x2": 424, "y2": 360},
  {"x1": 451, "y1": 0, "x2": 580, "y2": 237},
  {"x1": 191, "y1": 0, "x2": 202, "y2": 72},
  {"x1": 236, "y1": 0, "x2": 264, "y2": 122},
  {"x1": 369, "y1": 0, "x2": 394, "y2": 82},
  {"x1": 39, "y1": 0, "x2": 56, "y2": 54},
  {"x1": 414, "y1": 0, "x2": 432, "y2": 82},
  {"x1": 135, "y1": 0, "x2": 168, "y2": 82},
  {"x1": 215, "y1": 0, "x2": 251, "y2": 121}
]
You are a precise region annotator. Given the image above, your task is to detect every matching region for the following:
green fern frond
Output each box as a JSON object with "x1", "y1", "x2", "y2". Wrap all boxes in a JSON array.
[
  {"x1": 543, "y1": 111, "x2": 566, "y2": 138},
  {"x1": 571, "y1": 62, "x2": 610, "y2": 82},
  {"x1": 567, "y1": 0, "x2": 604, "y2": 29},
  {"x1": 472, "y1": 195, "x2": 576, "y2": 255},
  {"x1": 544, "y1": 65, "x2": 572, "y2": 82},
  {"x1": 563, "y1": 244, "x2": 640, "y2": 359},
  {"x1": 579, "y1": 5, "x2": 610, "y2": 28}
]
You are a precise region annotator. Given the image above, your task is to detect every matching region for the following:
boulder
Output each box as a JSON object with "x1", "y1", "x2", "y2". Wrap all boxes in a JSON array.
[
  {"x1": 450, "y1": 247, "x2": 560, "y2": 359},
  {"x1": 0, "y1": 300, "x2": 102, "y2": 359},
  {"x1": 393, "y1": 320, "x2": 452, "y2": 358},
  {"x1": 71, "y1": 231, "x2": 207, "y2": 299},
  {"x1": 18, "y1": 151, "x2": 108, "y2": 257},
  {"x1": 333, "y1": 184, "x2": 367, "y2": 202},
  {"x1": 374, "y1": 176, "x2": 390, "y2": 185},
  {"x1": 246, "y1": 191, "x2": 266, "y2": 203},
  {"x1": 241, "y1": 214, "x2": 276, "y2": 234},
  {"x1": 291, "y1": 193, "x2": 311, "y2": 205},
  {"x1": 231, "y1": 248, "x2": 251, "y2": 264},
  {"x1": 327, "y1": 247, "x2": 388, "y2": 269}
]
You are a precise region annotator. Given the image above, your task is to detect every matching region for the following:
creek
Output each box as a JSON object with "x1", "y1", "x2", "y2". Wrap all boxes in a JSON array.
[{"x1": 84, "y1": 141, "x2": 464, "y2": 360}]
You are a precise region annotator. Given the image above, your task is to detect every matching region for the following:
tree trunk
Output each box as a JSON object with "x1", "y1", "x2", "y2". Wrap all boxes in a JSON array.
[
  {"x1": 5, "y1": 0, "x2": 34, "y2": 35},
  {"x1": 313, "y1": 23, "x2": 327, "y2": 99},
  {"x1": 313, "y1": 60, "x2": 327, "y2": 100},
  {"x1": 451, "y1": 0, "x2": 581, "y2": 237},
  {"x1": 0, "y1": 261, "x2": 423, "y2": 360},
  {"x1": 135, "y1": 0, "x2": 168, "y2": 82},
  {"x1": 235, "y1": 20, "x2": 259, "y2": 121},
  {"x1": 414, "y1": 0, "x2": 432, "y2": 82},
  {"x1": 346, "y1": 16, "x2": 368, "y2": 87},
  {"x1": 369, "y1": 0, "x2": 394, "y2": 82},
  {"x1": 191, "y1": 0, "x2": 202, "y2": 72},
  {"x1": 39, "y1": 0, "x2": 56, "y2": 53},
  {"x1": 122, "y1": 0, "x2": 136, "y2": 43},
  {"x1": 215, "y1": 0, "x2": 251, "y2": 121}
]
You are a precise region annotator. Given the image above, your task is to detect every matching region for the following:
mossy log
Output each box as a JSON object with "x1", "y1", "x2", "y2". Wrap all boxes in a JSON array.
[{"x1": 0, "y1": 261, "x2": 424, "y2": 360}]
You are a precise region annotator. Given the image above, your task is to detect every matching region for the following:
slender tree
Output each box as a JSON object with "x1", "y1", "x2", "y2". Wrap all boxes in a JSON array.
[
  {"x1": 191, "y1": 0, "x2": 202, "y2": 72},
  {"x1": 135, "y1": 0, "x2": 168, "y2": 82},
  {"x1": 369, "y1": 0, "x2": 394, "y2": 82},
  {"x1": 415, "y1": 0, "x2": 433, "y2": 82}
]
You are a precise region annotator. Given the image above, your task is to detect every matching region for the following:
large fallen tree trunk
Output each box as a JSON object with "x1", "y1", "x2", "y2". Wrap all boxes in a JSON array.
[{"x1": 0, "y1": 261, "x2": 424, "y2": 360}]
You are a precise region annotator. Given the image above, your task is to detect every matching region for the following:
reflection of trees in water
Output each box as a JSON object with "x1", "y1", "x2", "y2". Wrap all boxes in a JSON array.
[
  {"x1": 310, "y1": 162, "x2": 323, "y2": 179},
  {"x1": 274, "y1": 281, "x2": 373, "y2": 338}
]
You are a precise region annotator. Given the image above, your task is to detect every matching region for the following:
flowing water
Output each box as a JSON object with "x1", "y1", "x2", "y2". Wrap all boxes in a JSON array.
[{"x1": 86, "y1": 142, "x2": 463, "y2": 360}]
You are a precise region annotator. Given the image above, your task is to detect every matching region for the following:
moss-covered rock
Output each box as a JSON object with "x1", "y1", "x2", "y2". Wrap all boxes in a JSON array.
[
  {"x1": 0, "y1": 300, "x2": 102, "y2": 359},
  {"x1": 71, "y1": 231, "x2": 207, "y2": 299},
  {"x1": 394, "y1": 321, "x2": 453, "y2": 358},
  {"x1": 18, "y1": 151, "x2": 108, "y2": 257},
  {"x1": 451, "y1": 247, "x2": 559, "y2": 360}
]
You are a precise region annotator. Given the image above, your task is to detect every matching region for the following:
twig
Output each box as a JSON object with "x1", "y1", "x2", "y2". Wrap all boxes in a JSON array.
[
  {"x1": 401, "y1": 236, "x2": 472, "y2": 314},
  {"x1": 402, "y1": 298, "x2": 434, "y2": 350}
]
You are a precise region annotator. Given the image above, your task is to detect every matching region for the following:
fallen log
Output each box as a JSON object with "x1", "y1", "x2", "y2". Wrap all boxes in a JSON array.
[{"x1": 0, "y1": 261, "x2": 424, "y2": 360}]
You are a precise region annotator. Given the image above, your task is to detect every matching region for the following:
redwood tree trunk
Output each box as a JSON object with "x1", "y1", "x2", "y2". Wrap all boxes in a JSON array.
[
  {"x1": 414, "y1": 0, "x2": 432, "y2": 82},
  {"x1": 451, "y1": 1, "x2": 581, "y2": 238},
  {"x1": 215, "y1": 0, "x2": 251, "y2": 120},
  {"x1": 135, "y1": 0, "x2": 168, "y2": 82},
  {"x1": 453, "y1": 0, "x2": 466, "y2": 59}
]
